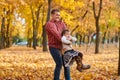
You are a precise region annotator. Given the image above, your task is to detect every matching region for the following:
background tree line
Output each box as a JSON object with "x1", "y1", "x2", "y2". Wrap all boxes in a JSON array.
[{"x1": 0, "y1": 0, "x2": 119, "y2": 51}]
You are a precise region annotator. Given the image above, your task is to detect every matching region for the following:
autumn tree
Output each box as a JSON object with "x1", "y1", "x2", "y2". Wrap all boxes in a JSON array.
[
  {"x1": 100, "y1": 0, "x2": 118, "y2": 48},
  {"x1": 16, "y1": 1, "x2": 33, "y2": 47},
  {"x1": 17, "y1": 0, "x2": 44, "y2": 49},
  {"x1": 42, "y1": 0, "x2": 51, "y2": 51},
  {"x1": 92, "y1": 0, "x2": 102, "y2": 53},
  {"x1": 29, "y1": 1, "x2": 43, "y2": 49},
  {"x1": 118, "y1": 33, "x2": 120, "y2": 75},
  {"x1": 70, "y1": 0, "x2": 90, "y2": 35},
  {"x1": 116, "y1": 0, "x2": 120, "y2": 76},
  {"x1": 0, "y1": 0, "x2": 15, "y2": 49},
  {"x1": 6, "y1": 5, "x2": 14, "y2": 47},
  {"x1": 0, "y1": 8, "x2": 6, "y2": 49}
]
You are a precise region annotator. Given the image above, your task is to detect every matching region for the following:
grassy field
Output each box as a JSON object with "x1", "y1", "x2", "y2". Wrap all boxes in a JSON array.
[{"x1": 0, "y1": 45, "x2": 120, "y2": 80}]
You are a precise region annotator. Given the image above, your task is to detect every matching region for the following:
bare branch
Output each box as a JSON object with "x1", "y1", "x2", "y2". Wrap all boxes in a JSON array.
[
  {"x1": 70, "y1": 25, "x2": 79, "y2": 35},
  {"x1": 36, "y1": 4, "x2": 42, "y2": 27},
  {"x1": 81, "y1": 10, "x2": 88, "y2": 20},
  {"x1": 92, "y1": 1, "x2": 97, "y2": 18},
  {"x1": 98, "y1": 0, "x2": 102, "y2": 18}
]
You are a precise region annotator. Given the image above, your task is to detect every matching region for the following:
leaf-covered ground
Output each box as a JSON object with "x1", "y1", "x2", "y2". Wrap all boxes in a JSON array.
[{"x1": 0, "y1": 45, "x2": 120, "y2": 80}]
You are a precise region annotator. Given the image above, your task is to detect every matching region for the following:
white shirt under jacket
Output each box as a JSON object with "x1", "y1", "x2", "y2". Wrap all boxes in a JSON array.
[{"x1": 61, "y1": 36, "x2": 77, "y2": 52}]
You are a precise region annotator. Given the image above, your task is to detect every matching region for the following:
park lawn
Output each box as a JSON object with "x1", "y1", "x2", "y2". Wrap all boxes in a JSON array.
[{"x1": 0, "y1": 46, "x2": 120, "y2": 80}]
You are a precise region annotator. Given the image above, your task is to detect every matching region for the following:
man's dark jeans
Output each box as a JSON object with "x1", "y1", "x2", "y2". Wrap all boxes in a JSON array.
[{"x1": 49, "y1": 47, "x2": 71, "y2": 80}]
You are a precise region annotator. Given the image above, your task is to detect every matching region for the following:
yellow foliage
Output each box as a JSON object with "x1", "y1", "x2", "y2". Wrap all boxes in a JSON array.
[
  {"x1": 0, "y1": 46, "x2": 119, "y2": 80},
  {"x1": 0, "y1": 0, "x2": 119, "y2": 46}
]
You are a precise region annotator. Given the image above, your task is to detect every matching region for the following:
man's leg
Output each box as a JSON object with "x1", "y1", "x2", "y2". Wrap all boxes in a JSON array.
[
  {"x1": 63, "y1": 66, "x2": 71, "y2": 80},
  {"x1": 49, "y1": 47, "x2": 63, "y2": 80},
  {"x1": 62, "y1": 56, "x2": 71, "y2": 80}
]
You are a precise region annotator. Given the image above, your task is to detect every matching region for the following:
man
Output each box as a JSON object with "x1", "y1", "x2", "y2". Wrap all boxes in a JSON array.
[{"x1": 45, "y1": 9, "x2": 71, "y2": 80}]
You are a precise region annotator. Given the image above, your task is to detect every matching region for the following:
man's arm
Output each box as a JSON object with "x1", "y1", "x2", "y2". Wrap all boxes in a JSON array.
[{"x1": 45, "y1": 22, "x2": 61, "y2": 42}]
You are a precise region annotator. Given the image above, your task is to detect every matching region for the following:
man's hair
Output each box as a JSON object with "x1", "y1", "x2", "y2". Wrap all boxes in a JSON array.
[
  {"x1": 61, "y1": 29, "x2": 69, "y2": 36},
  {"x1": 51, "y1": 9, "x2": 60, "y2": 14}
]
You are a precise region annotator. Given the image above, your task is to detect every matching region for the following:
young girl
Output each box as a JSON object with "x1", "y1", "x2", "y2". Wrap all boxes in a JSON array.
[{"x1": 61, "y1": 30, "x2": 90, "y2": 72}]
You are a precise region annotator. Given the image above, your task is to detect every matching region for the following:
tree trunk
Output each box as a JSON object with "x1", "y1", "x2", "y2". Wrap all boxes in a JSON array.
[
  {"x1": 30, "y1": 5, "x2": 36, "y2": 49},
  {"x1": 29, "y1": 38, "x2": 32, "y2": 47},
  {"x1": 95, "y1": 18, "x2": 100, "y2": 53},
  {"x1": 30, "y1": 4, "x2": 42, "y2": 49},
  {"x1": 102, "y1": 31, "x2": 107, "y2": 48},
  {"x1": 75, "y1": 33, "x2": 79, "y2": 41},
  {"x1": 107, "y1": 31, "x2": 110, "y2": 44},
  {"x1": 42, "y1": 1, "x2": 48, "y2": 51},
  {"x1": 118, "y1": 0, "x2": 120, "y2": 73},
  {"x1": 82, "y1": 35, "x2": 85, "y2": 44},
  {"x1": 0, "y1": 40, "x2": 2, "y2": 49},
  {"x1": 6, "y1": 19, "x2": 10, "y2": 48},
  {"x1": 115, "y1": 32, "x2": 118, "y2": 43},
  {"x1": 102, "y1": 31, "x2": 107, "y2": 44},
  {"x1": 27, "y1": 27, "x2": 31, "y2": 47},
  {"x1": 35, "y1": 4, "x2": 42, "y2": 47},
  {"x1": 1, "y1": 8, "x2": 6, "y2": 49},
  {"x1": 87, "y1": 35, "x2": 91, "y2": 44},
  {"x1": 79, "y1": 35, "x2": 82, "y2": 47},
  {"x1": 33, "y1": 20, "x2": 37, "y2": 49},
  {"x1": 118, "y1": 27, "x2": 120, "y2": 75},
  {"x1": 75, "y1": 33, "x2": 79, "y2": 44},
  {"x1": 6, "y1": 10, "x2": 11, "y2": 48},
  {"x1": 92, "y1": 0, "x2": 102, "y2": 53},
  {"x1": 42, "y1": 0, "x2": 51, "y2": 51},
  {"x1": 86, "y1": 35, "x2": 91, "y2": 52},
  {"x1": 1, "y1": 17, "x2": 6, "y2": 49},
  {"x1": 91, "y1": 34, "x2": 94, "y2": 44},
  {"x1": 42, "y1": 25, "x2": 48, "y2": 51},
  {"x1": 102, "y1": 24, "x2": 109, "y2": 45},
  {"x1": 111, "y1": 37, "x2": 114, "y2": 43}
]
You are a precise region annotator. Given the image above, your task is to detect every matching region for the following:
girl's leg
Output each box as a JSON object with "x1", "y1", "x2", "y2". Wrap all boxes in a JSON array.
[
  {"x1": 75, "y1": 52, "x2": 90, "y2": 71},
  {"x1": 74, "y1": 56, "x2": 83, "y2": 72}
]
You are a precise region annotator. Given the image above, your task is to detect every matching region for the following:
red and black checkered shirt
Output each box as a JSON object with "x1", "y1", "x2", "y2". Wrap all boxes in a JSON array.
[{"x1": 45, "y1": 20, "x2": 66, "y2": 49}]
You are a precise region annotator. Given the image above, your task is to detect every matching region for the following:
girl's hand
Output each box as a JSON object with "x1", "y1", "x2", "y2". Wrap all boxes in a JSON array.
[{"x1": 67, "y1": 35, "x2": 72, "y2": 41}]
